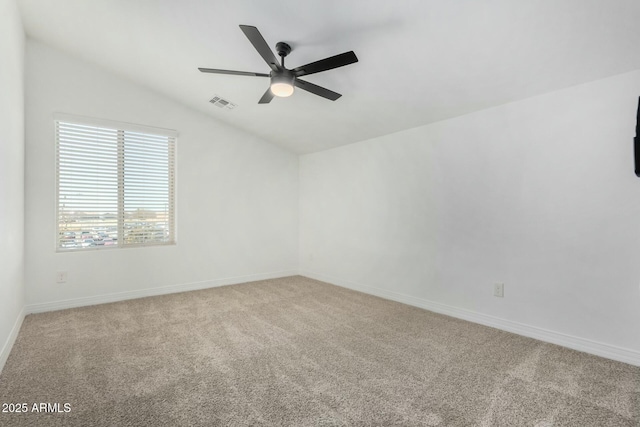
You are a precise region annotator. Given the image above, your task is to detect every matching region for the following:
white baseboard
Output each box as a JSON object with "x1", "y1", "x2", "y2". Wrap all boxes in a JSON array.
[
  {"x1": 0, "y1": 307, "x2": 25, "y2": 374},
  {"x1": 25, "y1": 270, "x2": 299, "y2": 314},
  {"x1": 301, "y1": 270, "x2": 640, "y2": 367}
]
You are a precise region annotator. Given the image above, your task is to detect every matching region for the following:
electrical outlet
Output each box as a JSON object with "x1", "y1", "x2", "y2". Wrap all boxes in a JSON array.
[
  {"x1": 494, "y1": 283, "x2": 504, "y2": 298},
  {"x1": 56, "y1": 271, "x2": 68, "y2": 283}
]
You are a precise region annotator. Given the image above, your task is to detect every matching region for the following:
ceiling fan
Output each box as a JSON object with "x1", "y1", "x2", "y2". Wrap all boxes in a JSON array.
[{"x1": 198, "y1": 25, "x2": 358, "y2": 104}]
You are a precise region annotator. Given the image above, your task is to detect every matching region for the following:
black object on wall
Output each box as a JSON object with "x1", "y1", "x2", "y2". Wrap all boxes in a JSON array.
[{"x1": 636, "y1": 97, "x2": 640, "y2": 177}]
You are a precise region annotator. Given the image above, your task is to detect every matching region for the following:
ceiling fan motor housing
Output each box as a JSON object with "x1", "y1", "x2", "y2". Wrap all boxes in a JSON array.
[{"x1": 271, "y1": 69, "x2": 295, "y2": 85}]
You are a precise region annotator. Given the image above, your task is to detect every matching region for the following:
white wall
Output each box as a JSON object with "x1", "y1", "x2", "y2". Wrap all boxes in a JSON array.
[
  {"x1": 300, "y1": 70, "x2": 640, "y2": 360},
  {"x1": 25, "y1": 41, "x2": 298, "y2": 308},
  {"x1": 0, "y1": 0, "x2": 25, "y2": 370}
]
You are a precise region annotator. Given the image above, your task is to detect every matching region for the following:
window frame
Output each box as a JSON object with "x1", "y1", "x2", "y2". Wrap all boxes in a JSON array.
[{"x1": 53, "y1": 113, "x2": 178, "y2": 252}]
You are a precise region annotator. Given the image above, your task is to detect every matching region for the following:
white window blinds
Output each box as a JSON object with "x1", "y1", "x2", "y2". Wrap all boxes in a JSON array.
[{"x1": 56, "y1": 118, "x2": 176, "y2": 250}]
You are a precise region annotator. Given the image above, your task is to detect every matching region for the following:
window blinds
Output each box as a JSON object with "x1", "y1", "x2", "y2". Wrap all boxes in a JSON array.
[{"x1": 56, "y1": 119, "x2": 176, "y2": 250}]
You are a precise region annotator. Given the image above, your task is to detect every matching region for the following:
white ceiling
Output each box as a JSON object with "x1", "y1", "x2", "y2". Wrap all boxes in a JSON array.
[{"x1": 18, "y1": 0, "x2": 640, "y2": 154}]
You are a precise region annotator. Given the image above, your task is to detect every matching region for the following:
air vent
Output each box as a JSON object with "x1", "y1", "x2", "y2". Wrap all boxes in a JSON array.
[{"x1": 209, "y1": 95, "x2": 237, "y2": 110}]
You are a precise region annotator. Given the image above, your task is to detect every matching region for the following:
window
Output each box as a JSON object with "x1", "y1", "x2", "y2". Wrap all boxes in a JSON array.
[{"x1": 55, "y1": 115, "x2": 176, "y2": 250}]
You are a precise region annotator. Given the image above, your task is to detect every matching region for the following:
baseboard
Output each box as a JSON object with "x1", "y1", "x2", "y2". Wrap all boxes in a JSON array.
[
  {"x1": 0, "y1": 307, "x2": 25, "y2": 374},
  {"x1": 25, "y1": 270, "x2": 298, "y2": 314},
  {"x1": 301, "y1": 270, "x2": 640, "y2": 367}
]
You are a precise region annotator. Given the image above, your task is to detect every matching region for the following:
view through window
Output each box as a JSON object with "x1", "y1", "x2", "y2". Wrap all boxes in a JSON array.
[{"x1": 56, "y1": 118, "x2": 176, "y2": 250}]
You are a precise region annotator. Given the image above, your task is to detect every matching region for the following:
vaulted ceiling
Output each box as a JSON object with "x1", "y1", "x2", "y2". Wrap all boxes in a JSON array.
[{"x1": 18, "y1": 0, "x2": 640, "y2": 153}]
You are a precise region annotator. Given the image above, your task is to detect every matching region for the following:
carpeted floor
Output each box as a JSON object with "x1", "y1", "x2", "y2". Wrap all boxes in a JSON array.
[{"x1": 0, "y1": 276, "x2": 638, "y2": 426}]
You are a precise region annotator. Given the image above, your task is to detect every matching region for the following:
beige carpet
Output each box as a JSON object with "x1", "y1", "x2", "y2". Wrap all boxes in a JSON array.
[{"x1": 0, "y1": 276, "x2": 638, "y2": 426}]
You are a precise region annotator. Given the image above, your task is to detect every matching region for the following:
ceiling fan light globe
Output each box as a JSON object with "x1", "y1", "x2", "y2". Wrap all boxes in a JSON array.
[{"x1": 271, "y1": 82, "x2": 294, "y2": 97}]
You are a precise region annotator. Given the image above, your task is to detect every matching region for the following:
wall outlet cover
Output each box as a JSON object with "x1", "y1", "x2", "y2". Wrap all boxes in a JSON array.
[{"x1": 56, "y1": 271, "x2": 68, "y2": 283}]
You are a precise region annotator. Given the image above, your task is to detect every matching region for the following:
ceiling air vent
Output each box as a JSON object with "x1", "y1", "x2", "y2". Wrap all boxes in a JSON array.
[{"x1": 209, "y1": 95, "x2": 237, "y2": 110}]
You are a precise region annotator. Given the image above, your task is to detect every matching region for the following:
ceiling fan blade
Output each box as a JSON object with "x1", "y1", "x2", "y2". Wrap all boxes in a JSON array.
[
  {"x1": 294, "y1": 79, "x2": 342, "y2": 101},
  {"x1": 239, "y1": 25, "x2": 281, "y2": 72},
  {"x1": 292, "y1": 51, "x2": 358, "y2": 77},
  {"x1": 258, "y1": 88, "x2": 275, "y2": 104},
  {"x1": 198, "y1": 68, "x2": 269, "y2": 77}
]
